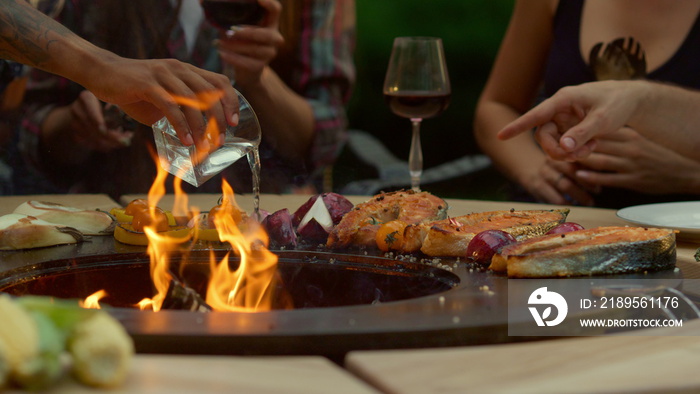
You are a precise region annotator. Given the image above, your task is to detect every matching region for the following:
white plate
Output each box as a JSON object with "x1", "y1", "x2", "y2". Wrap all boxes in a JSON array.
[{"x1": 617, "y1": 201, "x2": 700, "y2": 242}]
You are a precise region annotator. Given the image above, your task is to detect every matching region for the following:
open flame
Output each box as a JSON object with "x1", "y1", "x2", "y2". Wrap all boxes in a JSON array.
[
  {"x1": 135, "y1": 158, "x2": 187, "y2": 312},
  {"x1": 130, "y1": 94, "x2": 278, "y2": 313},
  {"x1": 205, "y1": 181, "x2": 277, "y2": 311},
  {"x1": 173, "y1": 90, "x2": 225, "y2": 165},
  {"x1": 80, "y1": 289, "x2": 107, "y2": 309},
  {"x1": 134, "y1": 162, "x2": 279, "y2": 312}
]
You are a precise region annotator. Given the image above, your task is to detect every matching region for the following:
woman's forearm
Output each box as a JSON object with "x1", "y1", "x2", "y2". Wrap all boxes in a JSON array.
[{"x1": 474, "y1": 100, "x2": 546, "y2": 184}]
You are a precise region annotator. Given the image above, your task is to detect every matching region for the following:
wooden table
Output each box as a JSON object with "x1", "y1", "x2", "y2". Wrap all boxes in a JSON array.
[
  {"x1": 346, "y1": 324, "x2": 700, "y2": 394},
  {"x1": 29, "y1": 355, "x2": 378, "y2": 394},
  {"x1": 4, "y1": 193, "x2": 700, "y2": 393}
]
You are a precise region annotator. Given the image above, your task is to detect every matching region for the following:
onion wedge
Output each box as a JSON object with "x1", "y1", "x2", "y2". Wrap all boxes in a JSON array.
[
  {"x1": 13, "y1": 201, "x2": 116, "y2": 235},
  {"x1": 0, "y1": 214, "x2": 83, "y2": 250}
]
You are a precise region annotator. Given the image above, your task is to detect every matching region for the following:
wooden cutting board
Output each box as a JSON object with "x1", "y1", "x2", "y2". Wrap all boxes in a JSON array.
[
  {"x1": 22, "y1": 355, "x2": 379, "y2": 394},
  {"x1": 346, "y1": 320, "x2": 700, "y2": 393}
]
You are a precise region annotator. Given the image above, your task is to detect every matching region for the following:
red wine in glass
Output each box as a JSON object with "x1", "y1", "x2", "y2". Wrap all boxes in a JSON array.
[
  {"x1": 384, "y1": 91, "x2": 451, "y2": 119},
  {"x1": 383, "y1": 37, "x2": 451, "y2": 191},
  {"x1": 201, "y1": 0, "x2": 265, "y2": 29}
]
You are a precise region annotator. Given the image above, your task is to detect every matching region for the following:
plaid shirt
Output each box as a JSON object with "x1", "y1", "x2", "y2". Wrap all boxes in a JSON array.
[{"x1": 17, "y1": 0, "x2": 355, "y2": 196}]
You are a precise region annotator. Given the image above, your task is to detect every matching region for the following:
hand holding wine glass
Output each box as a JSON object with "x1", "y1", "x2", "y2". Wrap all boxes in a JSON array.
[
  {"x1": 201, "y1": 0, "x2": 283, "y2": 87},
  {"x1": 383, "y1": 37, "x2": 451, "y2": 192},
  {"x1": 200, "y1": 0, "x2": 266, "y2": 31}
]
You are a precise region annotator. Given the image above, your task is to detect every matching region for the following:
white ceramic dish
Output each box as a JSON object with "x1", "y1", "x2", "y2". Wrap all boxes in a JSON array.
[{"x1": 617, "y1": 201, "x2": 700, "y2": 242}]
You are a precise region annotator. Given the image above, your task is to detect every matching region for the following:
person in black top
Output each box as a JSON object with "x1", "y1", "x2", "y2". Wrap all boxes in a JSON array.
[{"x1": 475, "y1": 0, "x2": 700, "y2": 209}]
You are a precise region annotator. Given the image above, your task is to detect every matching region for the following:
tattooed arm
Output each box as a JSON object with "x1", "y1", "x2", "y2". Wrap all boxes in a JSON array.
[{"x1": 0, "y1": 0, "x2": 238, "y2": 148}]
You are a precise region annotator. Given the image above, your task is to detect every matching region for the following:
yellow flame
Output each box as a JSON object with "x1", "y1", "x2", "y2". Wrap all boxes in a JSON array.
[
  {"x1": 172, "y1": 90, "x2": 225, "y2": 111},
  {"x1": 205, "y1": 180, "x2": 277, "y2": 311},
  {"x1": 80, "y1": 289, "x2": 107, "y2": 309},
  {"x1": 138, "y1": 157, "x2": 188, "y2": 312},
  {"x1": 136, "y1": 298, "x2": 154, "y2": 311}
]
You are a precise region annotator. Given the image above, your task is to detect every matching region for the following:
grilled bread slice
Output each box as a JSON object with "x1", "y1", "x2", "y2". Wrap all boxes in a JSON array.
[{"x1": 0, "y1": 213, "x2": 83, "y2": 250}]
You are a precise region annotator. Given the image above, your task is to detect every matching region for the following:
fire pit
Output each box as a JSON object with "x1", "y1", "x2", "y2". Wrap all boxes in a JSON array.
[
  {"x1": 0, "y1": 236, "x2": 678, "y2": 359},
  {"x1": 0, "y1": 249, "x2": 458, "y2": 310},
  {"x1": 0, "y1": 235, "x2": 515, "y2": 357}
]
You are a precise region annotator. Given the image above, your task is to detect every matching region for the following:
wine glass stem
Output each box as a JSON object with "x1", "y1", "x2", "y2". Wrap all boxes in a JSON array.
[
  {"x1": 409, "y1": 118, "x2": 423, "y2": 192},
  {"x1": 221, "y1": 62, "x2": 237, "y2": 86},
  {"x1": 223, "y1": 29, "x2": 237, "y2": 84}
]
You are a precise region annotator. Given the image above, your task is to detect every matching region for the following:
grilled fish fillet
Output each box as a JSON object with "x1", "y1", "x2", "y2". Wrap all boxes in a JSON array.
[
  {"x1": 327, "y1": 190, "x2": 448, "y2": 249},
  {"x1": 490, "y1": 226, "x2": 676, "y2": 278},
  {"x1": 400, "y1": 208, "x2": 569, "y2": 257}
]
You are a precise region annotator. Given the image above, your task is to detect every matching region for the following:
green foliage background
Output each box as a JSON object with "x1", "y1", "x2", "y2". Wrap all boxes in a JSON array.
[{"x1": 333, "y1": 0, "x2": 515, "y2": 199}]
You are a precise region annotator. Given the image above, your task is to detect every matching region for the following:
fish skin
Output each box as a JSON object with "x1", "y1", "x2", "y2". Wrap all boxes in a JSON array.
[
  {"x1": 401, "y1": 208, "x2": 569, "y2": 257},
  {"x1": 327, "y1": 190, "x2": 448, "y2": 249},
  {"x1": 490, "y1": 226, "x2": 676, "y2": 278}
]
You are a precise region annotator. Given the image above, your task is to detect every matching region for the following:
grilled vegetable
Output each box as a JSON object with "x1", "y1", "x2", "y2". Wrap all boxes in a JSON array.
[
  {"x1": 131, "y1": 206, "x2": 170, "y2": 232},
  {"x1": 0, "y1": 343, "x2": 7, "y2": 389},
  {"x1": 545, "y1": 222, "x2": 585, "y2": 235},
  {"x1": 67, "y1": 311, "x2": 134, "y2": 388},
  {"x1": 292, "y1": 193, "x2": 354, "y2": 228},
  {"x1": 15, "y1": 311, "x2": 65, "y2": 390},
  {"x1": 466, "y1": 229, "x2": 517, "y2": 265},
  {"x1": 110, "y1": 207, "x2": 177, "y2": 226},
  {"x1": 13, "y1": 201, "x2": 116, "y2": 235},
  {"x1": 124, "y1": 198, "x2": 149, "y2": 216},
  {"x1": 297, "y1": 196, "x2": 335, "y2": 243},
  {"x1": 0, "y1": 294, "x2": 65, "y2": 390},
  {"x1": 114, "y1": 223, "x2": 191, "y2": 245},
  {"x1": 376, "y1": 220, "x2": 408, "y2": 252},
  {"x1": 0, "y1": 294, "x2": 40, "y2": 388},
  {"x1": 262, "y1": 209, "x2": 297, "y2": 248},
  {"x1": 0, "y1": 213, "x2": 83, "y2": 250},
  {"x1": 16, "y1": 296, "x2": 134, "y2": 388}
]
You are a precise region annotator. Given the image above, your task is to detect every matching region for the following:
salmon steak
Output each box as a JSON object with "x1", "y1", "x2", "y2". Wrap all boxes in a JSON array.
[
  {"x1": 400, "y1": 208, "x2": 569, "y2": 257},
  {"x1": 490, "y1": 226, "x2": 676, "y2": 278},
  {"x1": 327, "y1": 190, "x2": 448, "y2": 249}
]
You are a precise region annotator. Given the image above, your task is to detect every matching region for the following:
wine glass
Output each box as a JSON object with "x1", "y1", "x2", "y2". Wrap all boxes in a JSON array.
[
  {"x1": 200, "y1": 0, "x2": 265, "y2": 81},
  {"x1": 383, "y1": 37, "x2": 451, "y2": 192}
]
